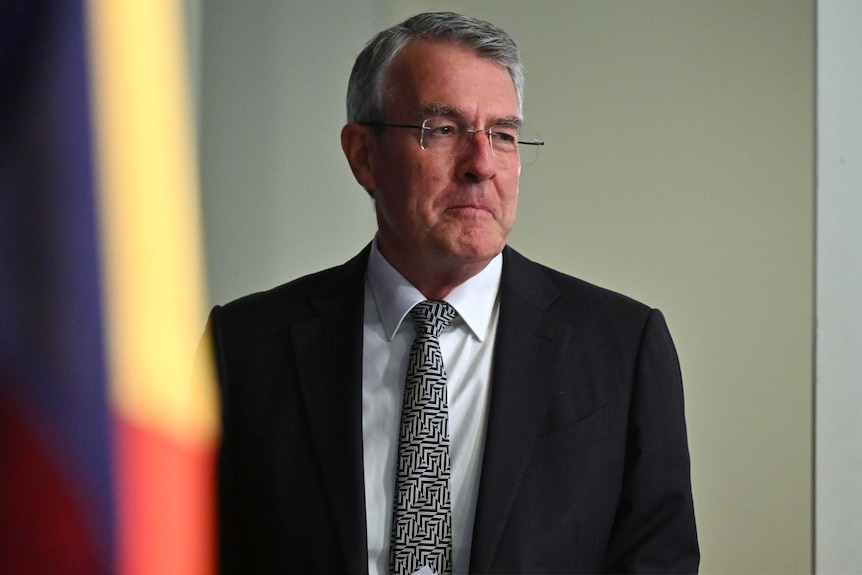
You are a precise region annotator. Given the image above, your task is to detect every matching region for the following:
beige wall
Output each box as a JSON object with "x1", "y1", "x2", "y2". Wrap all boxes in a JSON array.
[{"x1": 199, "y1": 1, "x2": 815, "y2": 572}]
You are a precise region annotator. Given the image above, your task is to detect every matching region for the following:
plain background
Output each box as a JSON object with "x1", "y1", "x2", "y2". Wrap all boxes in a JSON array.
[
  {"x1": 815, "y1": 1, "x2": 862, "y2": 573},
  {"x1": 194, "y1": 1, "x2": 857, "y2": 573}
]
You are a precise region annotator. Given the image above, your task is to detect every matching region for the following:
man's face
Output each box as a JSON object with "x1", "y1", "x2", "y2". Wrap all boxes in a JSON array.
[{"x1": 364, "y1": 41, "x2": 521, "y2": 276}]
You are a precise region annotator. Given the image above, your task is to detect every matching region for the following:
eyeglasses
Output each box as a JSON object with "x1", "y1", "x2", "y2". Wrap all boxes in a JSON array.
[{"x1": 364, "y1": 117, "x2": 544, "y2": 166}]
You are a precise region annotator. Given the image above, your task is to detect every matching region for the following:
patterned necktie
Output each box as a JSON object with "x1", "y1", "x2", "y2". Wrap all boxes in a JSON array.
[{"x1": 390, "y1": 300, "x2": 458, "y2": 575}]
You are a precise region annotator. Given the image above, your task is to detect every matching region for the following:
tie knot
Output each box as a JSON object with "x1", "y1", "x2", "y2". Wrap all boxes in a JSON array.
[{"x1": 410, "y1": 300, "x2": 457, "y2": 338}]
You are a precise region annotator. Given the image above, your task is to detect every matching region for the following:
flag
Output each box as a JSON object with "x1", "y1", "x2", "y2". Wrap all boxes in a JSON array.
[{"x1": 0, "y1": 0, "x2": 218, "y2": 573}]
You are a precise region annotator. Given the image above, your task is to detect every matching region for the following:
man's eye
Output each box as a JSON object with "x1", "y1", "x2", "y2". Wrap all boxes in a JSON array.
[
  {"x1": 427, "y1": 123, "x2": 459, "y2": 137},
  {"x1": 492, "y1": 131, "x2": 517, "y2": 144}
]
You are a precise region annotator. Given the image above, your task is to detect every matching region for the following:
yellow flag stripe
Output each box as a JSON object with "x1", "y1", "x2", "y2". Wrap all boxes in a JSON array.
[{"x1": 87, "y1": 0, "x2": 217, "y2": 446}]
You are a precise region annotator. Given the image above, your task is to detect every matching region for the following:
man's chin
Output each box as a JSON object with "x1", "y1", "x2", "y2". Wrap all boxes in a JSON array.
[{"x1": 444, "y1": 234, "x2": 506, "y2": 264}]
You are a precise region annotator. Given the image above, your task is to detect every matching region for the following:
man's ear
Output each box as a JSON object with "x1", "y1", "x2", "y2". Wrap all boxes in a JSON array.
[{"x1": 341, "y1": 123, "x2": 377, "y2": 192}]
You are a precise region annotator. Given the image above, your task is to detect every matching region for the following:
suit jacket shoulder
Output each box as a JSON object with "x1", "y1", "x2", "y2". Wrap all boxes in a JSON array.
[
  {"x1": 502, "y1": 246, "x2": 653, "y2": 322},
  {"x1": 213, "y1": 244, "x2": 370, "y2": 338}
]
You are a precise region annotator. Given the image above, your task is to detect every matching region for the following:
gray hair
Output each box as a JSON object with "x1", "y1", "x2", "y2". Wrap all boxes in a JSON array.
[{"x1": 346, "y1": 12, "x2": 525, "y2": 123}]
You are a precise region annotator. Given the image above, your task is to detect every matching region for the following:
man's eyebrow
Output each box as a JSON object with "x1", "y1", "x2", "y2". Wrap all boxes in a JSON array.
[
  {"x1": 496, "y1": 116, "x2": 523, "y2": 129},
  {"x1": 418, "y1": 105, "x2": 523, "y2": 128},
  {"x1": 419, "y1": 104, "x2": 463, "y2": 118}
]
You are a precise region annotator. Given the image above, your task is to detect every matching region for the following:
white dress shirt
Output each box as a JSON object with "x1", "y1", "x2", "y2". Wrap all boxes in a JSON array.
[{"x1": 362, "y1": 240, "x2": 502, "y2": 575}]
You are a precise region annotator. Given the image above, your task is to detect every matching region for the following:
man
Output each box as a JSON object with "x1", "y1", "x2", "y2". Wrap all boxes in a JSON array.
[{"x1": 207, "y1": 11, "x2": 698, "y2": 575}]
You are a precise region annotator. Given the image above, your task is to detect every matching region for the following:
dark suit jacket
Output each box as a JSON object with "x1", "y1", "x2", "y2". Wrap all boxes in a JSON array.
[{"x1": 207, "y1": 245, "x2": 698, "y2": 574}]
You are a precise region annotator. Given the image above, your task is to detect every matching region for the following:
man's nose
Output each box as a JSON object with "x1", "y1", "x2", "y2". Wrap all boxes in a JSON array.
[{"x1": 458, "y1": 130, "x2": 496, "y2": 181}]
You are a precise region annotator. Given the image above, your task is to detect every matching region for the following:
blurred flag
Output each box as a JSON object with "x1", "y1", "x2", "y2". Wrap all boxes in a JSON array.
[{"x1": 0, "y1": 0, "x2": 218, "y2": 574}]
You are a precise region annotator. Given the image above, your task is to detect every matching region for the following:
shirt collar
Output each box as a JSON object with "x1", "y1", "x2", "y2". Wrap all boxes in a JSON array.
[{"x1": 367, "y1": 237, "x2": 502, "y2": 342}]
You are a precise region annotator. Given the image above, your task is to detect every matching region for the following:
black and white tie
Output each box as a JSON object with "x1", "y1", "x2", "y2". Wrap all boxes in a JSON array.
[{"x1": 390, "y1": 300, "x2": 457, "y2": 575}]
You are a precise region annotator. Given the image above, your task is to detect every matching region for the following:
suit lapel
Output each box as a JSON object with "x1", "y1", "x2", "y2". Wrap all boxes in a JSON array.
[
  {"x1": 469, "y1": 248, "x2": 573, "y2": 573},
  {"x1": 290, "y1": 247, "x2": 370, "y2": 574}
]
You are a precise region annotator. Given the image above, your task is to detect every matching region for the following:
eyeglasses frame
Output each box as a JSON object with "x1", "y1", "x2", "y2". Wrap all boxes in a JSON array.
[{"x1": 360, "y1": 117, "x2": 544, "y2": 164}]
